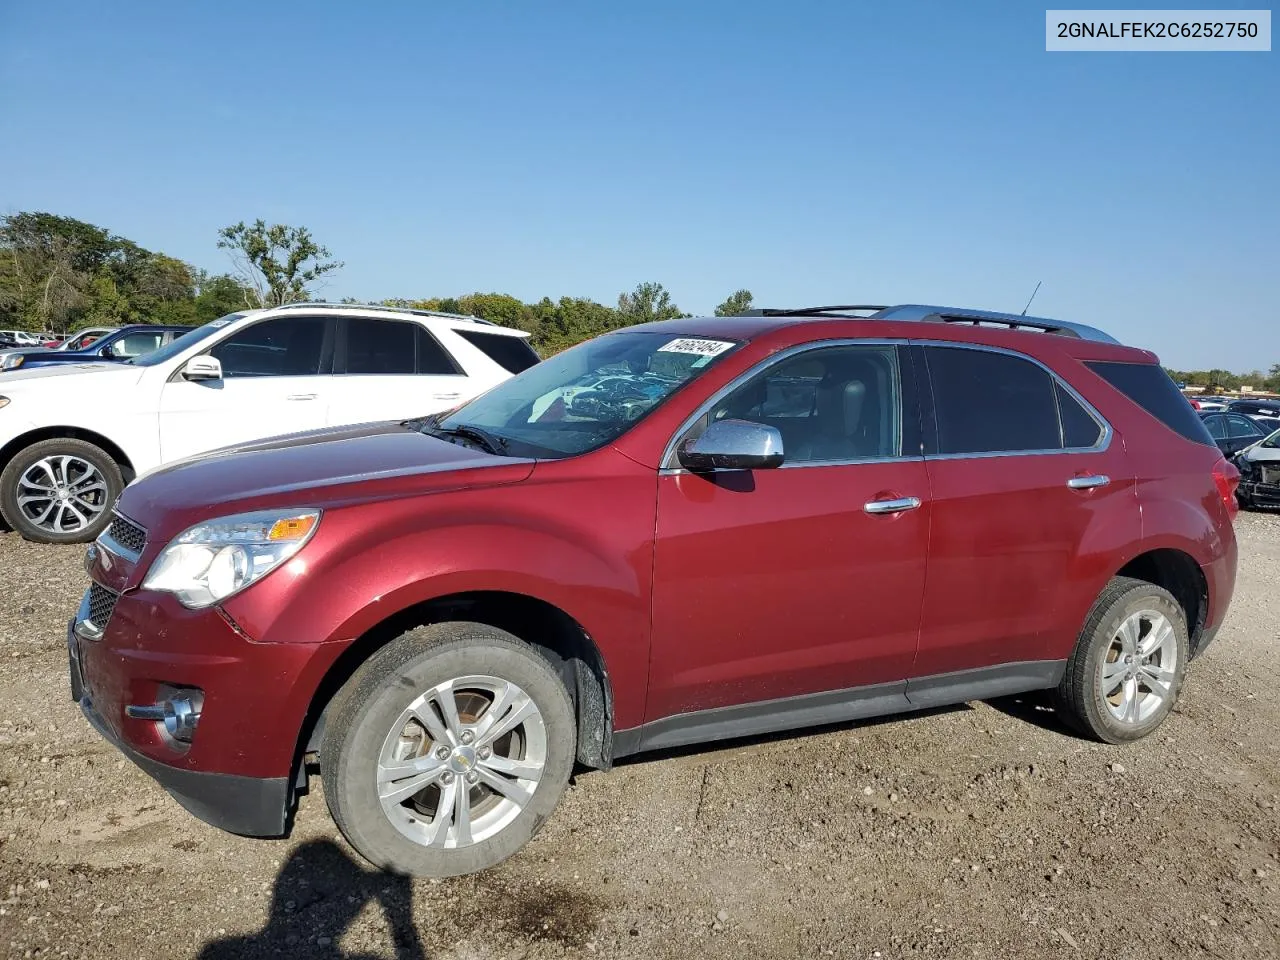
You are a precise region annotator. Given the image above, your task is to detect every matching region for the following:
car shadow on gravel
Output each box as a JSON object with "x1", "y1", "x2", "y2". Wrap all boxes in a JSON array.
[{"x1": 197, "y1": 838, "x2": 427, "y2": 959}]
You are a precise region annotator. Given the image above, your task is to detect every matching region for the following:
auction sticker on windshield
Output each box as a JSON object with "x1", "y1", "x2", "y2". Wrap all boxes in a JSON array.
[{"x1": 656, "y1": 338, "x2": 736, "y2": 357}]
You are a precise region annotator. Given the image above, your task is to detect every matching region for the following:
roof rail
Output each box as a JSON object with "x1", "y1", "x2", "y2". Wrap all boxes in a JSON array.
[
  {"x1": 752, "y1": 303, "x2": 1118, "y2": 344},
  {"x1": 274, "y1": 301, "x2": 498, "y2": 326},
  {"x1": 870, "y1": 304, "x2": 1118, "y2": 343}
]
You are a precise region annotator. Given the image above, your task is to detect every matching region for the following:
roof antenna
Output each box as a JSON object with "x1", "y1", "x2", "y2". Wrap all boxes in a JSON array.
[{"x1": 1020, "y1": 280, "x2": 1042, "y2": 316}]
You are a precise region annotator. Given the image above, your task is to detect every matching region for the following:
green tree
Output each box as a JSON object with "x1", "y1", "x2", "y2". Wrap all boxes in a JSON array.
[
  {"x1": 616, "y1": 282, "x2": 685, "y2": 327},
  {"x1": 216, "y1": 220, "x2": 343, "y2": 307},
  {"x1": 714, "y1": 289, "x2": 754, "y2": 316},
  {"x1": 455, "y1": 293, "x2": 536, "y2": 333},
  {"x1": 194, "y1": 272, "x2": 253, "y2": 323}
]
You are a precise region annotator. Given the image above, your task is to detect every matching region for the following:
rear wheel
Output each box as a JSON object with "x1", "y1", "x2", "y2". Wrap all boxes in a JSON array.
[
  {"x1": 0, "y1": 438, "x2": 123, "y2": 543},
  {"x1": 320, "y1": 622, "x2": 575, "y2": 876},
  {"x1": 1054, "y1": 576, "x2": 1189, "y2": 743}
]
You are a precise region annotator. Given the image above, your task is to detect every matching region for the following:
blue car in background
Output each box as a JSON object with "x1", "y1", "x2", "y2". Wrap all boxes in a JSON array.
[{"x1": 0, "y1": 324, "x2": 193, "y2": 372}]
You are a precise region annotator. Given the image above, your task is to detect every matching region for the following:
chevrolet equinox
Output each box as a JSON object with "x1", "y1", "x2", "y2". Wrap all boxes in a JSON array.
[{"x1": 68, "y1": 304, "x2": 1239, "y2": 877}]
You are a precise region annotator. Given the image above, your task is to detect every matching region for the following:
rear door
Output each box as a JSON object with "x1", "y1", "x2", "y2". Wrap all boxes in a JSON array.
[
  {"x1": 647, "y1": 342, "x2": 930, "y2": 728},
  {"x1": 158, "y1": 313, "x2": 334, "y2": 461},
  {"x1": 326, "y1": 316, "x2": 470, "y2": 426},
  {"x1": 1224, "y1": 414, "x2": 1265, "y2": 456},
  {"x1": 908, "y1": 343, "x2": 1136, "y2": 694}
]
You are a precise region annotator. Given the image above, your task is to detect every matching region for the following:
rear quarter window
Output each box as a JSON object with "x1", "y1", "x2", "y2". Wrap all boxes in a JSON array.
[
  {"x1": 453, "y1": 328, "x2": 541, "y2": 374},
  {"x1": 1086, "y1": 361, "x2": 1216, "y2": 447}
]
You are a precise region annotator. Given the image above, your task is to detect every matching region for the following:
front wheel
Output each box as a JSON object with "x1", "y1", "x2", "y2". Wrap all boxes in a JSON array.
[
  {"x1": 320, "y1": 623, "x2": 576, "y2": 877},
  {"x1": 1054, "y1": 576, "x2": 1189, "y2": 744},
  {"x1": 0, "y1": 438, "x2": 123, "y2": 543}
]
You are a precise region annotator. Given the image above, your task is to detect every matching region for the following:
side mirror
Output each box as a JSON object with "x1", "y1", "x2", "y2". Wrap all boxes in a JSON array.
[
  {"x1": 181, "y1": 355, "x2": 222, "y2": 381},
  {"x1": 677, "y1": 419, "x2": 785, "y2": 472}
]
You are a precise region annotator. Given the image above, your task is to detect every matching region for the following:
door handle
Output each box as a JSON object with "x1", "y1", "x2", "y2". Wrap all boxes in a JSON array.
[
  {"x1": 1067, "y1": 474, "x2": 1110, "y2": 490},
  {"x1": 864, "y1": 496, "x2": 922, "y2": 515},
  {"x1": 286, "y1": 393, "x2": 318, "y2": 401}
]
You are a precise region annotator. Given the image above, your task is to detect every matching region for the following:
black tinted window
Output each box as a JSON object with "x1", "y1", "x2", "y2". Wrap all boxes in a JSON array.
[
  {"x1": 1057, "y1": 382, "x2": 1103, "y2": 448},
  {"x1": 926, "y1": 347, "x2": 1059, "y2": 454},
  {"x1": 705, "y1": 344, "x2": 903, "y2": 463},
  {"x1": 454, "y1": 328, "x2": 541, "y2": 374},
  {"x1": 210, "y1": 316, "x2": 327, "y2": 378},
  {"x1": 416, "y1": 326, "x2": 460, "y2": 375},
  {"x1": 1086, "y1": 362, "x2": 1216, "y2": 447},
  {"x1": 345, "y1": 317, "x2": 415, "y2": 375}
]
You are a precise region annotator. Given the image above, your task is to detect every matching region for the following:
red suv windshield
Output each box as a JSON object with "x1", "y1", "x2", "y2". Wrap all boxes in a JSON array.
[{"x1": 439, "y1": 330, "x2": 741, "y2": 457}]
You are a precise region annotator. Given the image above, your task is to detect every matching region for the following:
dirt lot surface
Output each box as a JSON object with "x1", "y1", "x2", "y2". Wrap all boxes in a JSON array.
[{"x1": 1, "y1": 513, "x2": 1277, "y2": 960}]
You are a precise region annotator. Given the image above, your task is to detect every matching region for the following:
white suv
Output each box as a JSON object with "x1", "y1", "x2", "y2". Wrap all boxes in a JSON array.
[{"x1": 0, "y1": 303, "x2": 538, "y2": 543}]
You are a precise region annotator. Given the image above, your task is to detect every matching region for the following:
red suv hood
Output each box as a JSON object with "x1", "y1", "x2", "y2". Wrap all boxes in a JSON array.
[{"x1": 117, "y1": 421, "x2": 534, "y2": 540}]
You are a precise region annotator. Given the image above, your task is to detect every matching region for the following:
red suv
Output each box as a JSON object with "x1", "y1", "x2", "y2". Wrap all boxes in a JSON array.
[{"x1": 68, "y1": 304, "x2": 1239, "y2": 877}]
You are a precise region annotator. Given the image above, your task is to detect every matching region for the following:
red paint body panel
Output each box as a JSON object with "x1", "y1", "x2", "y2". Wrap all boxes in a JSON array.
[
  {"x1": 915, "y1": 447, "x2": 1139, "y2": 675},
  {"x1": 75, "y1": 314, "x2": 1239, "y2": 799},
  {"x1": 648, "y1": 461, "x2": 930, "y2": 718}
]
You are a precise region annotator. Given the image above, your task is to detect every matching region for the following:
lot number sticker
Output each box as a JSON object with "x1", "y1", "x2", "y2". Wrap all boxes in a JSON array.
[{"x1": 656, "y1": 338, "x2": 735, "y2": 357}]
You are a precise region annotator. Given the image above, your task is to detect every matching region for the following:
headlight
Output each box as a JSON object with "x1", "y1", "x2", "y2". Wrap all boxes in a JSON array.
[
  {"x1": 0, "y1": 396, "x2": 8, "y2": 410},
  {"x1": 142, "y1": 509, "x2": 320, "y2": 608},
  {"x1": 2, "y1": 355, "x2": 24, "y2": 370}
]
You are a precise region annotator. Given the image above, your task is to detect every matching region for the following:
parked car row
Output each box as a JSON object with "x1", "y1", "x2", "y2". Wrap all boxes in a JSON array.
[
  {"x1": 61, "y1": 301, "x2": 1240, "y2": 878},
  {"x1": 0, "y1": 303, "x2": 539, "y2": 542},
  {"x1": 0, "y1": 324, "x2": 194, "y2": 371}
]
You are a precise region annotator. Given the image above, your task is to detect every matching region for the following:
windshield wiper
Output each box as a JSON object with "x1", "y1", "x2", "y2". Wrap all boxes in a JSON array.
[{"x1": 404, "y1": 416, "x2": 509, "y2": 455}]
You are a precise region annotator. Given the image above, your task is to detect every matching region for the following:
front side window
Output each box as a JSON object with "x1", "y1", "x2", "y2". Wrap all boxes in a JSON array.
[
  {"x1": 108, "y1": 331, "x2": 165, "y2": 358},
  {"x1": 210, "y1": 316, "x2": 328, "y2": 378},
  {"x1": 688, "y1": 344, "x2": 903, "y2": 464},
  {"x1": 435, "y1": 331, "x2": 741, "y2": 457},
  {"x1": 926, "y1": 346, "x2": 1062, "y2": 454},
  {"x1": 344, "y1": 317, "x2": 416, "y2": 375}
]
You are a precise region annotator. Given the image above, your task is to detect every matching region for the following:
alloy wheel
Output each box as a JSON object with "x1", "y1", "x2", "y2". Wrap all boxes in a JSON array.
[
  {"x1": 16, "y1": 455, "x2": 110, "y2": 535},
  {"x1": 376, "y1": 675, "x2": 547, "y2": 850},
  {"x1": 1099, "y1": 610, "x2": 1178, "y2": 725}
]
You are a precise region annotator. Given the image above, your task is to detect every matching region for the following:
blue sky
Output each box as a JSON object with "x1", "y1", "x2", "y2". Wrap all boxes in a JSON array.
[{"x1": 1, "y1": 1, "x2": 1276, "y2": 370}]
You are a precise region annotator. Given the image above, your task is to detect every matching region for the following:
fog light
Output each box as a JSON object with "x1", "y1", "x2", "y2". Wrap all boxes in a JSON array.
[{"x1": 126, "y1": 689, "x2": 203, "y2": 743}]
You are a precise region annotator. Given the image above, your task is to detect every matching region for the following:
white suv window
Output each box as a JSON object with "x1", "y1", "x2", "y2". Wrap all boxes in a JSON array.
[{"x1": 209, "y1": 316, "x2": 328, "y2": 377}]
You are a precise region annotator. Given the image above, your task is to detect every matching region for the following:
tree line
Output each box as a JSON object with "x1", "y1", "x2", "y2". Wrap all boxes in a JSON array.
[
  {"x1": 0, "y1": 211, "x2": 753, "y2": 355},
  {"x1": 2, "y1": 211, "x2": 1273, "y2": 385}
]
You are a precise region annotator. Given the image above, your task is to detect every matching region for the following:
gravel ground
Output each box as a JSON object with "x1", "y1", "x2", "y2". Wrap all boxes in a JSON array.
[{"x1": 1, "y1": 512, "x2": 1277, "y2": 960}]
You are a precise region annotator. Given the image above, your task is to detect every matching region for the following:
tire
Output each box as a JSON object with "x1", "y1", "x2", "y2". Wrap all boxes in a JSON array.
[
  {"x1": 320, "y1": 622, "x2": 576, "y2": 877},
  {"x1": 0, "y1": 438, "x2": 124, "y2": 544},
  {"x1": 1054, "y1": 576, "x2": 1189, "y2": 744}
]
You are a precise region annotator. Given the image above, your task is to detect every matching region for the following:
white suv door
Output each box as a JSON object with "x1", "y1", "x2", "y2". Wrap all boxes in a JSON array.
[
  {"x1": 325, "y1": 315, "x2": 472, "y2": 425},
  {"x1": 157, "y1": 313, "x2": 334, "y2": 462}
]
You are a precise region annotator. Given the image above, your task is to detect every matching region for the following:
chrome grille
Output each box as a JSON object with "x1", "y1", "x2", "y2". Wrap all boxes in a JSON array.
[
  {"x1": 108, "y1": 515, "x2": 146, "y2": 554},
  {"x1": 86, "y1": 583, "x2": 118, "y2": 631}
]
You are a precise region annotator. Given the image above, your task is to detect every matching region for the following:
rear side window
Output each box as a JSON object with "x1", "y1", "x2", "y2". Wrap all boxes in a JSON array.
[
  {"x1": 1226, "y1": 415, "x2": 1262, "y2": 439},
  {"x1": 925, "y1": 346, "x2": 1061, "y2": 454},
  {"x1": 1057, "y1": 382, "x2": 1103, "y2": 448},
  {"x1": 454, "y1": 328, "x2": 541, "y2": 374},
  {"x1": 1086, "y1": 362, "x2": 1216, "y2": 447},
  {"x1": 345, "y1": 317, "x2": 415, "y2": 375}
]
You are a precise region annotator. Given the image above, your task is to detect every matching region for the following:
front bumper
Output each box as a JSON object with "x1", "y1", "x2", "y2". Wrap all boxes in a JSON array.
[
  {"x1": 69, "y1": 617, "x2": 290, "y2": 836},
  {"x1": 1239, "y1": 479, "x2": 1280, "y2": 506}
]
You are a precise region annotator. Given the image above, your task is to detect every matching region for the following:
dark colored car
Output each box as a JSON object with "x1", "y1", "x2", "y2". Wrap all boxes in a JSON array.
[
  {"x1": 1, "y1": 324, "x2": 191, "y2": 371},
  {"x1": 1199, "y1": 410, "x2": 1269, "y2": 457},
  {"x1": 1227, "y1": 398, "x2": 1280, "y2": 420},
  {"x1": 69, "y1": 303, "x2": 1239, "y2": 877}
]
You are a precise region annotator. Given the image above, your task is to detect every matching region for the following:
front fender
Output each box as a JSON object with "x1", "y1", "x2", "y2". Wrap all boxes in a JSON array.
[{"x1": 222, "y1": 464, "x2": 658, "y2": 729}]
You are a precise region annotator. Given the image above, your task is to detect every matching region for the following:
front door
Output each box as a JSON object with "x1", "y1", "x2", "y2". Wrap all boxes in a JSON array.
[
  {"x1": 647, "y1": 342, "x2": 929, "y2": 733},
  {"x1": 158, "y1": 313, "x2": 334, "y2": 462}
]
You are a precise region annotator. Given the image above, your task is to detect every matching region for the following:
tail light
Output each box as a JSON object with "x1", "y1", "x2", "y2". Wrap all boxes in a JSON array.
[{"x1": 1212, "y1": 458, "x2": 1240, "y2": 521}]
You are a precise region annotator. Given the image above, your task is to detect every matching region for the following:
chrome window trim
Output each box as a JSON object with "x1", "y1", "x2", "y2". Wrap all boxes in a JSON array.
[
  {"x1": 659, "y1": 337, "x2": 1114, "y2": 473},
  {"x1": 658, "y1": 338, "x2": 909, "y2": 472},
  {"x1": 913, "y1": 339, "x2": 1113, "y2": 459}
]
